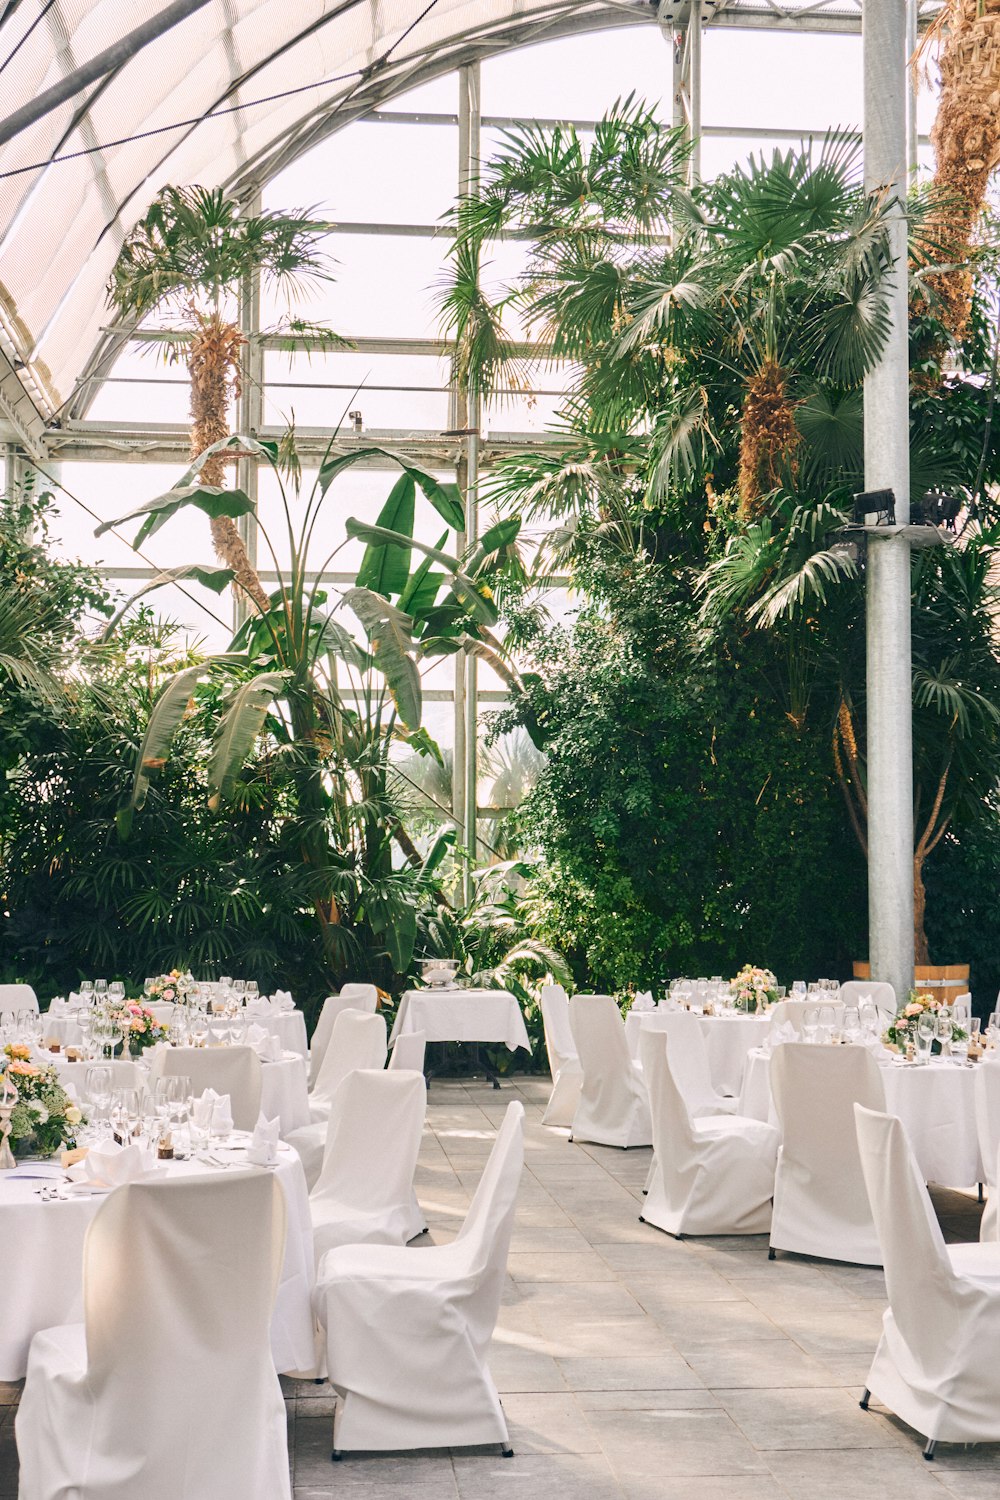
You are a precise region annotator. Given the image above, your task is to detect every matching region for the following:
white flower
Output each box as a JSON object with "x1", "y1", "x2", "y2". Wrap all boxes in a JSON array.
[
  {"x1": 65, "y1": 1106, "x2": 82, "y2": 1126},
  {"x1": 28, "y1": 1101, "x2": 49, "y2": 1124}
]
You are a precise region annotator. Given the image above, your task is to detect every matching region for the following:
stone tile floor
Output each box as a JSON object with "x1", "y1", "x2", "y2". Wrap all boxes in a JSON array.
[{"x1": 0, "y1": 1074, "x2": 994, "y2": 1498}]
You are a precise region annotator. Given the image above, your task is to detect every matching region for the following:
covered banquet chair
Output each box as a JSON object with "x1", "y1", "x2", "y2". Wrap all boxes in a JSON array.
[
  {"x1": 315, "y1": 1101, "x2": 524, "y2": 1457},
  {"x1": 309, "y1": 984, "x2": 378, "y2": 1086},
  {"x1": 855, "y1": 1104, "x2": 1000, "y2": 1458},
  {"x1": 569, "y1": 994, "x2": 651, "y2": 1148},
  {"x1": 308, "y1": 1009, "x2": 387, "y2": 1122},
  {"x1": 839, "y1": 980, "x2": 896, "y2": 1025},
  {"x1": 655, "y1": 1010, "x2": 739, "y2": 1114},
  {"x1": 639, "y1": 1029, "x2": 778, "y2": 1238},
  {"x1": 974, "y1": 1058, "x2": 1000, "y2": 1240},
  {"x1": 388, "y1": 1028, "x2": 427, "y2": 1073},
  {"x1": 149, "y1": 1044, "x2": 262, "y2": 1131},
  {"x1": 769, "y1": 1043, "x2": 885, "y2": 1265},
  {"x1": 288, "y1": 1009, "x2": 388, "y2": 1187},
  {"x1": 309, "y1": 1069, "x2": 427, "y2": 1260},
  {"x1": 0, "y1": 982, "x2": 39, "y2": 1013},
  {"x1": 15, "y1": 1171, "x2": 289, "y2": 1500},
  {"x1": 540, "y1": 983, "x2": 583, "y2": 1128}
]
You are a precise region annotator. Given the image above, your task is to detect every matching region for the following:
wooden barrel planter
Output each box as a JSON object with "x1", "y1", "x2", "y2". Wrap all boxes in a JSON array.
[{"x1": 852, "y1": 961, "x2": 971, "y2": 1007}]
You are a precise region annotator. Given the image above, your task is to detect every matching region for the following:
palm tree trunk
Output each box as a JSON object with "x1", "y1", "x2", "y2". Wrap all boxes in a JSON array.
[
  {"x1": 187, "y1": 312, "x2": 271, "y2": 614},
  {"x1": 737, "y1": 360, "x2": 800, "y2": 520},
  {"x1": 913, "y1": 855, "x2": 931, "y2": 966},
  {"x1": 923, "y1": 0, "x2": 1000, "y2": 344}
]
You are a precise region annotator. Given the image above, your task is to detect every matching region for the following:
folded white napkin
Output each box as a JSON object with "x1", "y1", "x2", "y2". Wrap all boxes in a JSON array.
[
  {"x1": 269, "y1": 990, "x2": 294, "y2": 1012},
  {"x1": 247, "y1": 1111, "x2": 280, "y2": 1165},
  {"x1": 770, "y1": 1021, "x2": 797, "y2": 1046},
  {"x1": 246, "y1": 999, "x2": 271, "y2": 1018},
  {"x1": 246, "y1": 1024, "x2": 282, "y2": 1063},
  {"x1": 632, "y1": 991, "x2": 655, "y2": 1012},
  {"x1": 192, "y1": 1088, "x2": 234, "y2": 1135},
  {"x1": 68, "y1": 1142, "x2": 163, "y2": 1190}
]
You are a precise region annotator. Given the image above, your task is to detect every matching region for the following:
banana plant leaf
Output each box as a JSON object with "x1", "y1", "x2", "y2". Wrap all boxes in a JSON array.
[
  {"x1": 207, "y1": 671, "x2": 291, "y2": 811},
  {"x1": 120, "y1": 653, "x2": 249, "y2": 830},
  {"x1": 343, "y1": 586, "x2": 422, "y2": 729},
  {"x1": 96, "y1": 484, "x2": 256, "y2": 550},
  {"x1": 319, "y1": 446, "x2": 464, "y2": 530},
  {"x1": 100, "y1": 564, "x2": 234, "y2": 641},
  {"x1": 345, "y1": 520, "x2": 498, "y2": 626},
  {"x1": 355, "y1": 472, "x2": 415, "y2": 596}
]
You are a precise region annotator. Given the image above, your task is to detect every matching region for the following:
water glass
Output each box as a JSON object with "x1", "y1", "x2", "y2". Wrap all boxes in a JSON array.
[
  {"x1": 916, "y1": 1015, "x2": 936, "y2": 1063},
  {"x1": 803, "y1": 1005, "x2": 819, "y2": 1044},
  {"x1": 935, "y1": 1009, "x2": 953, "y2": 1058}
]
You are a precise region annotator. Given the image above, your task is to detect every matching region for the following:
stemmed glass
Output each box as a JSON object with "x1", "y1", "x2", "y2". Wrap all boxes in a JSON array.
[
  {"x1": 916, "y1": 1013, "x2": 936, "y2": 1064},
  {"x1": 843, "y1": 1008, "x2": 861, "y2": 1046},
  {"x1": 94, "y1": 979, "x2": 108, "y2": 1002},
  {"x1": 80, "y1": 980, "x2": 94, "y2": 1005},
  {"x1": 935, "y1": 1008, "x2": 953, "y2": 1060},
  {"x1": 109, "y1": 981, "x2": 125, "y2": 1004},
  {"x1": 818, "y1": 1004, "x2": 837, "y2": 1043},
  {"x1": 803, "y1": 1005, "x2": 819, "y2": 1045}
]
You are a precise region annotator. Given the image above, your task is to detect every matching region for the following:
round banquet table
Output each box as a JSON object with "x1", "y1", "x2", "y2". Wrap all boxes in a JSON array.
[
  {"x1": 625, "y1": 1009, "x2": 770, "y2": 1096},
  {"x1": 739, "y1": 1045, "x2": 984, "y2": 1189},
  {"x1": 0, "y1": 1144, "x2": 315, "y2": 1381},
  {"x1": 42, "y1": 1051, "x2": 311, "y2": 1137},
  {"x1": 41, "y1": 1004, "x2": 310, "y2": 1060}
]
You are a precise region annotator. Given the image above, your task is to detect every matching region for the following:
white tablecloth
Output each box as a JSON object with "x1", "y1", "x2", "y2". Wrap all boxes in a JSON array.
[
  {"x1": 0, "y1": 1146, "x2": 315, "y2": 1380},
  {"x1": 739, "y1": 1046, "x2": 984, "y2": 1189},
  {"x1": 44, "y1": 1052, "x2": 311, "y2": 1138},
  {"x1": 625, "y1": 1009, "x2": 770, "y2": 1095},
  {"x1": 246, "y1": 1008, "x2": 308, "y2": 1057},
  {"x1": 42, "y1": 1005, "x2": 310, "y2": 1060},
  {"x1": 390, "y1": 989, "x2": 531, "y2": 1053}
]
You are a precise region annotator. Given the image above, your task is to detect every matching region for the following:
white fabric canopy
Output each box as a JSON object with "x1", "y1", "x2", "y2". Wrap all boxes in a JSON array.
[{"x1": 0, "y1": 0, "x2": 634, "y2": 421}]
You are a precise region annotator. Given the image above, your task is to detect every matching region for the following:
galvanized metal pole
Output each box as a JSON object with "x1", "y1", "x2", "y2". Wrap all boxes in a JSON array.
[
  {"x1": 459, "y1": 61, "x2": 482, "y2": 895},
  {"x1": 906, "y1": 0, "x2": 919, "y2": 182},
  {"x1": 863, "y1": 0, "x2": 914, "y2": 1002},
  {"x1": 689, "y1": 0, "x2": 703, "y2": 183}
]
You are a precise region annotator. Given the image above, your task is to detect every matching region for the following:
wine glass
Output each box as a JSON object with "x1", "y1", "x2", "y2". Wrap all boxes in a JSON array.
[
  {"x1": 916, "y1": 1013, "x2": 936, "y2": 1064},
  {"x1": 843, "y1": 1008, "x2": 861, "y2": 1045},
  {"x1": 84, "y1": 1066, "x2": 113, "y2": 1138},
  {"x1": 803, "y1": 1005, "x2": 819, "y2": 1045},
  {"x1": 791, "y1": 980, "x2": 807, "y2": 998},
  {"x1": 143, "y1": 978, "x2": 156, "y2": 1000},
  {"x1": 80, "y1": 979, "x2": 94, "y2": 1004},
  {"x1": 245, "y1": 980, "x2": 259, "y2": 1003},
  {"x1": 818, "y1": 1004, "x2": 837, "y2": 1042},
  {"x1": 109, "y1": 981, "x2": 125, "y2": 1003},
  {"x1": 935, "y1": 1009, "x2": 953, "y2": 1059},
  {"x1": 94, "y1": 979, "x2": 108, "y2": 1000}
]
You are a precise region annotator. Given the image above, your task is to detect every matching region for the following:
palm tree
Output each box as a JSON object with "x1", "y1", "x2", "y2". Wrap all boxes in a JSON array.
[
  {"x1": 919, "y1": 0, "x2": 1000, "y2": 344},
  {"x1": 441, "y1": 117, "x2": 895, "y2": 528},
  {"x1": 107, "y1": 185, "x2": 332, "y2": 612}
]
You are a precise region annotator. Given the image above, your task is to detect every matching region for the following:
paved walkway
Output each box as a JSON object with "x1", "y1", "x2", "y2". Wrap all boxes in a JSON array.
[{"x1": 0, "y1": 1075, "x2": 993, "y2": 1497}]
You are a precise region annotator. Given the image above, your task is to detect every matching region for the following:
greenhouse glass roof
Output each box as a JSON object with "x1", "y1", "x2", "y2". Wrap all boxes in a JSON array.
[{"x1": 0, "y1": 0, "x2": 939, "y2": 442}]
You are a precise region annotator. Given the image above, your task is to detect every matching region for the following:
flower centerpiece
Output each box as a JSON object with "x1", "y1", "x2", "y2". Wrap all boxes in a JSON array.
[
  {"x1": 730, "y1": 964, "x2": 779, "y2": 1013},
  {"x1": 882, "y1": 992, "x2": 968, "y2": 1054},
  {"x1": 146, "y1": 970, "x2": 195, "y2": 1005},
  {"x1": 1, "y1": 1045, "x2": 84, "y2": 1158},
  {"x1": 110, "y1": 1002, "x2": 170, "y2": 1054}
]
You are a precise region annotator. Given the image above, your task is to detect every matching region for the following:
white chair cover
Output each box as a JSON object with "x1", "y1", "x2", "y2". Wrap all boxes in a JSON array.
[
  {"x1": 148, "y1": 1045, "x2": 262, "y2": 1132},
  {"x1": 0, "y1": 983, "x2": 39, "y2": 1013},
  {"x1": 308, "y1": 1009, "x2": 387, "y2": 1122},
  {"x1": 770, "y1": 1044, "x2": 885, "y2": 1264},
  {"x1": 289, "y1": 1010, "x2": 389, "y2": 1185},
  {"x1": 315, "y1": 1101, "x2": 524, "y2": 1455},
  {"x1": 854, "y1": 1104, "x2": 1000, "y2": 1452},
  {"x1": 975, "y1": 1059, "x2": 1000, "y2": 1240},
  {"x1": 389, "y1": 1029, "x2": 426, "y2": 1073},
  {"x1": 310, "y1": 1070, "x2": 426, "y2": 1261},
  {"x1": 767, "y1": 999, "x2": 804, "y2": 1035},
  {"x1": 639, "y1": 1029, "x2": 778, "y2": 1237},
  {"x1": 569, "y1": 995, "x2": 651, "y2": 1148},
  {"x1": 309, "y1": 985, "x2": 378, "y2": 1086},
  {"x1": 653, "y1": 1011, "x2": 738, "y2": 1114},
  {"x1": 15, "y1": 1171, "x2": 289, "y2": 1500},
  {"x1": 840, "y1": 980, "x2": 897, "y2": 1024},
  {"x1": 540, "y1": 983, "x2": 583, "y2": 1128}
]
